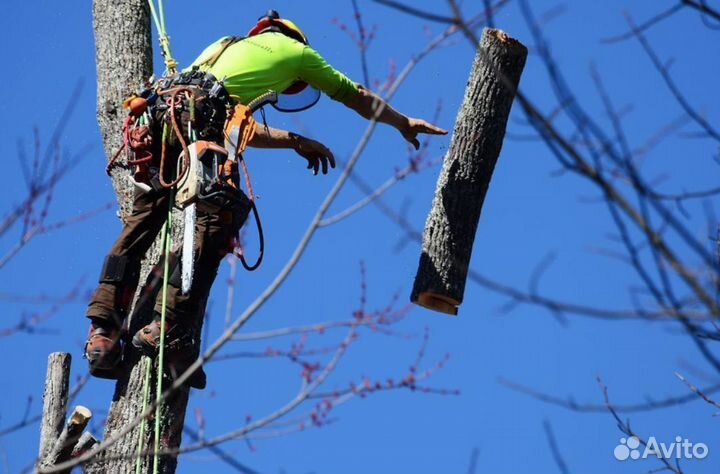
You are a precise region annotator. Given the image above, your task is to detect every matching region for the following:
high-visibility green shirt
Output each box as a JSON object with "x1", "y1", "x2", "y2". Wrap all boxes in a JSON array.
[{"x1": 190, "y1": 32, "x2": 358, "y2": 105}]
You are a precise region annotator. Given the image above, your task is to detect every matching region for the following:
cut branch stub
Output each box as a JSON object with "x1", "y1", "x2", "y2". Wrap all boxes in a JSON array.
[
  {"x1": 43, "y1": 405, "x2": 93, "y2": 470},
  {"x1": 411, "y1": 28, "x2": 527, "y2": 315},
  {"x1": 71, "y1": 431, "x2": 99, "y2": 458}
]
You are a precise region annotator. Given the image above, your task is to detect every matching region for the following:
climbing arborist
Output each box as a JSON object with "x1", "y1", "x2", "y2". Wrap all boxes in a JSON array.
[{"x1": 84, "y1": 10, "x2": 447, "y2": 387}]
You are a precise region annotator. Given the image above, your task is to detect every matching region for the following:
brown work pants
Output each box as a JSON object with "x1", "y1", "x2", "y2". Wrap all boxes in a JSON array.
[
  {"x1": 87, "y1": 74, "x2": 248, "y2": 328},
  {"x1": 86, "y1": 188, "x2": 246, "y2": 327}
]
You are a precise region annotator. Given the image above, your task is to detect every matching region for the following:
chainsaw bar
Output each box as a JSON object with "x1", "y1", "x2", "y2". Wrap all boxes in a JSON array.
[{"x1": 181, "y1": 202, "x2": 196, "y2": 294}]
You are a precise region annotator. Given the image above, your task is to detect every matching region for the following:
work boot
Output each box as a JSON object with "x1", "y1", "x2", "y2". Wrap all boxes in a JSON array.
[
  {"x1": 132, "y1": 316, "x2": 207, "y2": 389},
  {"x1": 85, "y1": 319, "x2": 123, "y2": 379}
]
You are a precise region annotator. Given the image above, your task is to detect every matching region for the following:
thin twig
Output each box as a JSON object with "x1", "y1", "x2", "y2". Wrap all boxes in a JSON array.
[
  {"x1": 625, "y1": 12, "x2": 720, "y2": 142},
  {"x1": 674, "y1": 372, "x2": 720, "y2": 412},
  {"x1": 500, "y1": 377, "x2": 720, "y2": 413},
  {"x1": 351, "y1": 0, "x2": 371, "y2": 86},
  {"x1": 602, "y1": 3, "x2": 685, "y2": 43},
  {"x1": 373, "y1": 0, "x2": 456, "y2": 23},
  {"x1": 543, "y1": 420, "x2": 570, "y2": 474}
]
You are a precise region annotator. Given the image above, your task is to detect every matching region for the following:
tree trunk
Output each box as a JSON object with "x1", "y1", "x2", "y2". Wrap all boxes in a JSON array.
[
  {"x1": 411, "y1": 28, "x2": 527, "y2": 315},
  {"x1": 90, "y1": 1, "x2": 192, "y2": 472},
  {"x1": 38, "y1": 353, "x2": 71, "y2": 461}
]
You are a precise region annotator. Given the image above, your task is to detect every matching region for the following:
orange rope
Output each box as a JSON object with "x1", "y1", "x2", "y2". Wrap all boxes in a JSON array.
[{"x1": 157, "y1": 87, "x2": 195, "y2": 188}]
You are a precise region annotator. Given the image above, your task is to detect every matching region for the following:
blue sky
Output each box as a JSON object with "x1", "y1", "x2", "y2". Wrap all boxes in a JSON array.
[{"x1": 1, "y1": 1, "x2": 719, "y2": 473}]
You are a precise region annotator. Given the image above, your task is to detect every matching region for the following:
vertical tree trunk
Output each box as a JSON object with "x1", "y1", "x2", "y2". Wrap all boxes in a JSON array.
[
  {"x1": 38, "y1": 353, "x2": 71, "y2": 461},
  {"x1": 411, "y1": 29, "x2": 527, "y2": 315},
  {"x1": 90, "y1": 1, "x2": 191, "y2": 472},
  {"x1": 93, "y1": 0, "x2": 153, "y2": 220}
]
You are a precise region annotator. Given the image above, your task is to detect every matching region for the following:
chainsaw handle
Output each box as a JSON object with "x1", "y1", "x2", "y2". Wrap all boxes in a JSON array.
[{"x1": 246, "y1": 91, "x2": 278, "y2": 113}]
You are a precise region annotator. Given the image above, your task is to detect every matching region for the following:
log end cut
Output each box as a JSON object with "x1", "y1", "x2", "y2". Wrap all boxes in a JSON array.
[
  {"x1": 70, "y1": 406, "x2": 93, "y2": 426},
  {"x1": 412, "y1": 292, "x2": 459, "y2": 316}
]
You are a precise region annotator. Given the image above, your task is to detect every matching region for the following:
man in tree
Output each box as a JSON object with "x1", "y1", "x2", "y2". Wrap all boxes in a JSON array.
[{"x1": 84, "y1": 10, "x2": 446, "y2": 384}]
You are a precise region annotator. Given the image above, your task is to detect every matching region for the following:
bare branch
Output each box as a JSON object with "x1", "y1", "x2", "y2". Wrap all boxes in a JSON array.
[
  {"x1": 543, "y1": 420, "x2": 570, "y2": 474},
  {"x1": 682, "y1": 0, "x2": 720, "y2": 22},
  {"x1": 373, "y1": 0, "x2": 456, "y2": 24},
  {"x1": 351, "y1": 0, "x2": 371, "y2": 86},
  {"x1": 598, "y1": 378, "x2": 683, "y2": 474},
  {"x1": 674, "y1": 372, "x2": 720, "y2": 412},
  {"x1": 500, "y1": 377, "x2": 720, "y2": 413},
  {"x1": 602, "y1": 3, "x2": 685, "y2": 43},
  {"x1": 625, "y1": 12, "x2": 720, "y2": 143}
]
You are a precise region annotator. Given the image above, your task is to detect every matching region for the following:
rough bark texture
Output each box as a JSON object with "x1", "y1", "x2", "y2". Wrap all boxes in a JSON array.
[
  {"x1": 411, "y1": 29, "x2": 527, "y2": 315},
  {"x1": 93, "y1": 0, "x2": 152, "y2": 220},
  {"x1": 38, "y1": 353, "x2": 71, "y2": 461},
  {"x1": 90, "y1": 1, "x2": 191, "y2": 472}
]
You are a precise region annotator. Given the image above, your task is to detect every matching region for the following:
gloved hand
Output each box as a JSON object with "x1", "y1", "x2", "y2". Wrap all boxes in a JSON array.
[{"x1": 293, "y1": 135, "x2": 336, "y2": 175}]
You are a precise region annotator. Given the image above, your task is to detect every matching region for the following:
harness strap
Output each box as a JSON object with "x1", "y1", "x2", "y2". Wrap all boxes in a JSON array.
[
  {"x1": 198, "y1": 36, "x2": 245, "y2": 70},
  {"x1": 223, "y1": 104, "x2": 265, "y2": 271}
]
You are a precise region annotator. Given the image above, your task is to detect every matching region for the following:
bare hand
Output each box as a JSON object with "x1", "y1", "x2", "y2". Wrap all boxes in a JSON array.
[
  {"x1": 293, "y1": 135, "x2": 336, "y2": 175},
  {"x1": 401, "y1": 118, "x2": 448, "y2": 150}
]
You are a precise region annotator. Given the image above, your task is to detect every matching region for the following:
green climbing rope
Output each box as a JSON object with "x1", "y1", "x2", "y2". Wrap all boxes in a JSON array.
[
  {"x1": 135, "y1": 213, "x2": 171, "y2": 474},
  {"x1": 138, "y1": 3, "x2": 185, "y2": 470},
  {"x1": 133, "y1": 114, "x2": 155, "y2": 474},
  {"x1": 147, "y1": 0, "x2": 177, "y2": 75},
  {"x1": 153, "y1": 195, "x2": 173, "y2": 473}
]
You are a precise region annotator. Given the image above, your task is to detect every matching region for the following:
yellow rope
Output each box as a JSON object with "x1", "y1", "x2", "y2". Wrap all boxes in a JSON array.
[{"x1": 135, "y1": 357, "x2": 153, "y2": 473}]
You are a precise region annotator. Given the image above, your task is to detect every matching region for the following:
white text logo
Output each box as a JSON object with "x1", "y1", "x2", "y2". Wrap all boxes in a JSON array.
[{"x1": 614, "y1": 436, "x2": 708, "y2": 461}]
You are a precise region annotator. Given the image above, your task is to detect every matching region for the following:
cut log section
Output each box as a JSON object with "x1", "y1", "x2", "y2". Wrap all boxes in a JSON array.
[{"x1": 411, "y1": 28, "x2": 528, "y2": 315}]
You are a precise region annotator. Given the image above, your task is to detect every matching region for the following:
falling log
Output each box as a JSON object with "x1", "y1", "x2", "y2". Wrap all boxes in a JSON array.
[
  {"x1": 42, "y1": 405, "x2": 93, "y2": 470},
  {"x1": 411, "y1": 28, "x2": 528, "y2": 315},
  {"x1": 38, "y1": 353, "x2": 71, "y2": 461}
]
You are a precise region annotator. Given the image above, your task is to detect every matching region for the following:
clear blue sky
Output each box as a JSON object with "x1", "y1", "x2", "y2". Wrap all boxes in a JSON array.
[{"x1": 1, "y1": 1, "x2": 718, "y2": 473}]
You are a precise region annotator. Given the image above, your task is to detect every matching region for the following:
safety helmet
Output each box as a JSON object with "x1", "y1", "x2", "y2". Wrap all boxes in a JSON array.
[
  {"x1": 248, "y1": 10, "x2": 309, "y2": 45},
  {"x1": 247, "y1": 10, "x2": 321, "y2": 112}
]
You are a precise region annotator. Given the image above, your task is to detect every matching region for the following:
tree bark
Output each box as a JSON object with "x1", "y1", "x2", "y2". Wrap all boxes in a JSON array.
[
  {"x1": 411, "y1": 28, "x2": 527, "y2": 315},
  {"x1": 38, "y1": 353, "x2": 71, "y2": 461},
  {"x1": 90, "y1": 1, "x2": 192, "y2": 472}
]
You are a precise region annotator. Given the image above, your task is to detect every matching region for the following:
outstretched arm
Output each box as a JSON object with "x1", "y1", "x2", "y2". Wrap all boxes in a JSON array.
[
  {"x1": 247, "y1": 124, "x2": 336, "y2": 175},
  {"x1": 341, "y1": 84, "x2": 448, "y2": 149}
]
